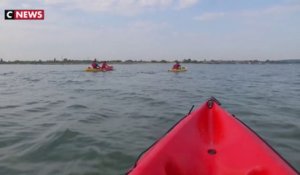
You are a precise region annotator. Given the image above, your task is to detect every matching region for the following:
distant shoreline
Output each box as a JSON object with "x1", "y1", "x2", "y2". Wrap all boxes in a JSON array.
[{"x1": 0, "y1": 59, "x2": 300, "y2": 65}]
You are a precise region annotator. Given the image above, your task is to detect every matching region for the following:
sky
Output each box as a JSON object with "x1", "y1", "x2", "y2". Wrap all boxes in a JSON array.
[{"x1": 0, "y1": 0, "x2": 300, "y2": 61}]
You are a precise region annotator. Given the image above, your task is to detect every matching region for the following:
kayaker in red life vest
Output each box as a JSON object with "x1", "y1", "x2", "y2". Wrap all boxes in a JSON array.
[
  {"x1": 91, "y1": 59, "x2": 99, "y2": 69},
  {"x1": 173, "y1": 61, "x2": 181, "y2": 70},
  {"x1": 101, "y1": 61, "x2": 108, "y2": 69}
]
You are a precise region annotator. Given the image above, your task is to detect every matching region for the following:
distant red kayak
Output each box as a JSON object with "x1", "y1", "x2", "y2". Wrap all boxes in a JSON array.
[{"x1": 127, "y1": 98, "x2": 298, "y2": 175}]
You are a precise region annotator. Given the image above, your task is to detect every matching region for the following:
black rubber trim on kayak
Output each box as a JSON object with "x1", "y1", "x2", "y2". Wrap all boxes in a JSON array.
[
  {"x1": 125, "y1": 105, "x2": 195, "y2": 174},
  {"x1": 188, "y1": 105, "x2": 195, "y2": 115},
  {"x1": 207, "y1": 96, "x2": 221, "y2": 109},
  {"x1": 231, "y1": 114, "x2": 299, "y2": 174}
]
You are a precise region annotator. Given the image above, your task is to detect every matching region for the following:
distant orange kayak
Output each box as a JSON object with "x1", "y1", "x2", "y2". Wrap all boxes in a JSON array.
[
  {"x1": 127, "y1": 98, "x2": 298, "y2": 175},
  {"x1": 85, "y1": 66, "x2": 113, "y2": 72}
]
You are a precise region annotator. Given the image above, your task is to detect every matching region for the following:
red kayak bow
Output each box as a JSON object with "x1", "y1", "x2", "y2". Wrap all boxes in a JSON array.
[{"x1": 127, "y1": 98, "x2": 298, "y2": 175}]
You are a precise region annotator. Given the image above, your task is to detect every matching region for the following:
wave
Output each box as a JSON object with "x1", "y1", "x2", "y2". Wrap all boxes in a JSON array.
[{"x1": 66, "y1": 104, "x2": 88, "y2": 109}]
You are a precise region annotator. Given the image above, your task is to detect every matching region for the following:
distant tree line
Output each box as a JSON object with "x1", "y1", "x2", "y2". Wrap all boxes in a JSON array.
[{"x1": 0, "y1": 58, "x2": 299, "y2": 64}]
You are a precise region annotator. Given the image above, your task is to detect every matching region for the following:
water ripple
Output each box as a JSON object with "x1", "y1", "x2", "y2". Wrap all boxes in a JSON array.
[
  {"x1": 0, "y1": 105, "x2": 20, "y2": 109},
  {"x1": 66, "y1": 104, "x2": 89, "y2": 109}
]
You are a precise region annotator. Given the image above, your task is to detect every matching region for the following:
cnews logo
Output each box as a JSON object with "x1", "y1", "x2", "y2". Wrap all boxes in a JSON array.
[{"x1": 4, "y1": 10, "x2": 44, "y2": 20}]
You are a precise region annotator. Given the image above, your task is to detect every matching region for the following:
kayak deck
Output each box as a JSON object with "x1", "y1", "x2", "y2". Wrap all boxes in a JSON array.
[{"x1": 127, "y1": 98, "x2": 298, "y2": 175}]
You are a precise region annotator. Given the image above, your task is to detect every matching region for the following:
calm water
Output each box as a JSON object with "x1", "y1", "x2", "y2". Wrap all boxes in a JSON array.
[{"x1": 0, "y1": 64, "x2": 299, "y2": 174}]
